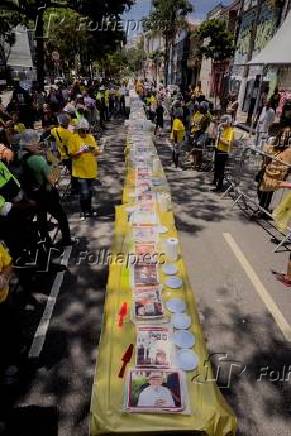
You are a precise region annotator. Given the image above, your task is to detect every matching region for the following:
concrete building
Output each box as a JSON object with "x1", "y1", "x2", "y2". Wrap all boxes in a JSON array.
[
  {"x1": 232, "y1": 0, "x2": 290, "y2": 122},
  {"x1": 143, "y1": 32, "x2": 165, "y2": 83},
  {"x1": 168, "y1": 30, "x2": 188, "y2": 89},
  {"x1": 198, "y1": 1, "x2": 240, "y2": 102}
]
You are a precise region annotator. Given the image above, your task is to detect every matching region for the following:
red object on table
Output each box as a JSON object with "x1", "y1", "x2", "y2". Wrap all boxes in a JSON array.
[
  {"x1": 118, "y1": 302, "x2": 128, "y2": 327},
  {"x1": 118, "y1": 344, "x2": 134, "y2": 378}
]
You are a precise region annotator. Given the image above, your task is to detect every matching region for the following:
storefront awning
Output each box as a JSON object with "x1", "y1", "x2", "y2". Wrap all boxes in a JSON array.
[{"x1": 248, "y1": 10, "x2": 291, "y2": 66}]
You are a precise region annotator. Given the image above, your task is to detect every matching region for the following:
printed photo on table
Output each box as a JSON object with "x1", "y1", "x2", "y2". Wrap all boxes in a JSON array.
[
  {"x1": 134, "y1": 287, "x2": 164, "y2": 321},
  {"x1": 126, "y1": 369, "x2": 184, "y2": 413},
  {"x1": 136, "y1": 326, "x2": 172, "y2": 368},
  {"x1": 133, "y1": 264, "x2": 159, "y2": 287}
]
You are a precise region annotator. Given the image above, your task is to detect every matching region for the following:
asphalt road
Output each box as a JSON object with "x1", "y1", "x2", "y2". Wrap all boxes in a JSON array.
[
  {"x1": 1, "y1": 119, "x2": 291, "y2": 435},
  {"x1": 0, "y1": 119, "x2": 125, "y2": 436},
  {"x1": 156, "y1": 135, "x2": 291, "y2": 436}
]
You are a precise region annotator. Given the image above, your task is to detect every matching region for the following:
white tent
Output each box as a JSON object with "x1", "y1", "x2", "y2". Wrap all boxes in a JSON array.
[{"x1": 248, "y1": 10, "x2": 291, "y2": 66}]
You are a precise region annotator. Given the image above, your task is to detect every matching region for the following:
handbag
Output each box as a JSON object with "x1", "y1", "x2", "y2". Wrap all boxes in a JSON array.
[{"x1": 260, "y1": 164, "x2": 286, "y2": 192}]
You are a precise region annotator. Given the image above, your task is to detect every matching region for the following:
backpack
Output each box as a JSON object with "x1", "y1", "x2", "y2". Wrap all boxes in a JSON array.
[{"x1": 20, "y1": 153, "x2": 40, "y2": 195}]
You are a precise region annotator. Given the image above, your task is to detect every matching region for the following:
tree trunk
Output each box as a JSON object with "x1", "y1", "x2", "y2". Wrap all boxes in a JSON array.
[
  {"x1": 35, "y1": 8, "x2": 44, "y2": 90},
  {"x1": 164, "y1": 34, "x2": 169, "y2": 87}
]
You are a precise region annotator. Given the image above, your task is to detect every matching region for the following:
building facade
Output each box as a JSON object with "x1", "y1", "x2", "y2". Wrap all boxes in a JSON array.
[
  {"x1": 143, "y1": 33, "x2": 165, "y2": 83},
  {"x1": 232, "y1": 0, "x2": 290, "y2": 120}
]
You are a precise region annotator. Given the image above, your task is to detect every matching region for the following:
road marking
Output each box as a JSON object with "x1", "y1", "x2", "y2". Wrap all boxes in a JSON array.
[
  {"x1": 224, "y1": 233, "x2": 291, "y2": 342},
  {"x1": 29, "y1": 246, "x2": 72, "y2": 359}
]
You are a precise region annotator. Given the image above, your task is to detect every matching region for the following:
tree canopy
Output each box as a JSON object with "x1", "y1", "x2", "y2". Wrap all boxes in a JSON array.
[
  {"x1": 143, "y1": 0, "x2": 192, "y2": 85},
  {"x1": 144, "y1": 0, "x2": 193, "y2": 38},
  {"x1": 1, "y1": 0, "x2": 135, "y2": 83},
  {"x1": 196, "y1": 18, "x2": 235, "y2": 62},
  {"x1": 0, "y1": 10, "x2": 24, "y2": 63}
]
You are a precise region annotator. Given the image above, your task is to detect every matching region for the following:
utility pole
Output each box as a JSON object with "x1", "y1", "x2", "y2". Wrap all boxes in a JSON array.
[{"x1": 35, "y1": 2, "x2": 46, "y2": 90}]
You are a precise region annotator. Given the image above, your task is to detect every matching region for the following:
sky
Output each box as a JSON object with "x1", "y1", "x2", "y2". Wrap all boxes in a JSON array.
[{"x1": 123, "y1": 0, "x2": 233, "y2": 39}]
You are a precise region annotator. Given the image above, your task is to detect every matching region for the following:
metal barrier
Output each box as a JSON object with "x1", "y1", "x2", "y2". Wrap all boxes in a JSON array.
[{"x1": 221, "y1": 144, "x2": 291, "y2": 252}]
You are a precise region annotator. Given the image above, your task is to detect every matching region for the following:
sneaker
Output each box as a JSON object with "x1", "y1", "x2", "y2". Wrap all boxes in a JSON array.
[{"x1": 80, "y1": 213, "x2": 86, "y2": 221}]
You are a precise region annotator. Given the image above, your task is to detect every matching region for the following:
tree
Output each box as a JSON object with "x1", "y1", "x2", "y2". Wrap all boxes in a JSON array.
[
  {"x1": 196, "y1": 19, "x2": 235, "y2": 106},
  {"x1": 1, "y1": 0, "x2": 134, "y2": 87},
  {"x1": 197, "y1": 19, "x2": 234, "y2": 62},
  {"x1": 150, "y1": 50, "x2": 164, "y2": 82},
  {"x1": 144, "y1": 0, "x2": 193, "y2": 85},
  {"x1": 124, "y1": 46, "x2": 146, "y2": 75}
]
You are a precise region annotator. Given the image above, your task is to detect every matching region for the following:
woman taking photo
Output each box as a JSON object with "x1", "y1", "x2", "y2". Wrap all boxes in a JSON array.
[{"x1": 69, "y1": 118, "x2": 100, "y2": 220}]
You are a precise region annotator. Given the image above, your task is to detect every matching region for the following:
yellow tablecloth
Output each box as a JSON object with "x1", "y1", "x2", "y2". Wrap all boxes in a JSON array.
[{"x1": 90, "y1": 141, "x2": 237, "y2": 435}]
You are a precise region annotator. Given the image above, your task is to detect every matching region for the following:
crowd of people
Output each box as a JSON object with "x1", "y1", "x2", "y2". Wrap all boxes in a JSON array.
[
  {"x1": 1, "y1": 74, "x2": 291, "y2": 306},
  {"x1": 0, "y1": 78, "x2": 129, "y2": 304},
  {"x1": 135, "y1": 78, "x2": 235, "y2": 192}
]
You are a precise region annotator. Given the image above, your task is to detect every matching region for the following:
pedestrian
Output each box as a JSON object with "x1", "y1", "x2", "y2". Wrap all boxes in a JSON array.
[
  {"x1": 270, "y1": 86, "x2": 281, "y2": 112},
  {"x1": 119, "y1": 82, "x2": 126, "y2": 115},
  {"x1": 42, "y1": 104, "x2": 58, "y2": 130},
  {"x1": 171, "y1": 115, "x2": 185, "y2": 169},
  {"x1": 103, "y1": 86, "x2": 110, "y2": 120},
  {"x1": 230, "y1": 97, "x2": 239, "y2": 123},
  {"x1": 10, "y1": 80, "x2": 34, "y2": 128},
  {"x1": 109, "y1": 86, "x2": 115, "y2": 118},
  {"x1": 22, "y1": 131, "x2": 73, "y2": 246},
  {"x1": 51, "y1": 114, "x2": 77, "y2": 194},
  {"x1": 0, "y1": 242, "x2": 12, "y2": 304},
  {"x1": 213, "y1": 115, "x2": 235, "y2": 192},
  {"x1": 194, "y1": 81, "x2": 202, "y2": 99},
  {"x1": 69, "y1": 118, "x2": 100, "y2": 220},
  {"x1": 257, "y1": 101, "x2": 276, "y2": 148},
  {"x1": 155, "y1": 100, "x2": 164, "y2": 135},
  {"x1": 190, "y1": 105, "x2": 210, "y2": 170}
]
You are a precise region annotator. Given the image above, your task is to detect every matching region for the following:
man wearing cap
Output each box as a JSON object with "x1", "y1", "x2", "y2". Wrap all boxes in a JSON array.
[
  {"x1": 137, "y1": 372, "x2": 175, "y2": 408},
  {"x1": 69, "y1": 119, "x2": 100, "y2": 220}
]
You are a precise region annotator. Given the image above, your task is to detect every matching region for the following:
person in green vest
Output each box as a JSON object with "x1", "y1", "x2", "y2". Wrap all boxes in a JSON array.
[{"x1": 0, "y1": 159, "x2": 35, "y2": 260}]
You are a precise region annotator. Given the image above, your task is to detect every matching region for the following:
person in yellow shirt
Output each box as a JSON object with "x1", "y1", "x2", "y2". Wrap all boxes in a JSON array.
[
  {"x1": 213, "y1": 115, "x2": 235, "y2": 191},
  {"x1": 171, "y1": 116, "x2": 185, "y2": 168},
  {"x1": 190, "y1": 107, "x2": 202, "y2": 135},
  {"x1": 0, "y1": 243, "x2": 12, "y2": 304},
  {"x1": 104, "y1": 87, "x2": 110, "y2": 120},
  {"x1": 69, "y1": 118, "x2": 100, "y2": 220},
  {"x1": 51, "y1": 113, "x2": 73, "y2": 163}
]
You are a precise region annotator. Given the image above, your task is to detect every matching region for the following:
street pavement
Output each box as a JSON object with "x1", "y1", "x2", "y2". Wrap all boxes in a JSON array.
[
  {"x1": 156, "y1": 135, "x2": 291, "y2": 436},
  {"x1": 0, "y1": 120, "x2": 125, "y2": 436},
  {"x1": 1, "y1": 119, "x2": 291, "y2": 435}
]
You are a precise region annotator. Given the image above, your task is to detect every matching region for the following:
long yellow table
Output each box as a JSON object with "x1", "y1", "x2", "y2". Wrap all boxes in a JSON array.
[{"x1": 90, "y1": 139, "x2": 237, "y2": 435}]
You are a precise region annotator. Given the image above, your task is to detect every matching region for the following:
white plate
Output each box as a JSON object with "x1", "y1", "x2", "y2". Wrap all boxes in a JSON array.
[
  {"x1": 171, "y1": 313, "x2": 191, "y2": 330},
  {"x1": 162, "y1": 264, "x2": 178, "y2": 275},
  {"x1": 175, "y1": 350, "x2": 198, "y2": 371},
  {"x1": 165, "y1": 276, "x2": 182, "y2": 289},
  {"x1": 166, "y1": 298, "x2": 186, "y2": 313},
  {"x1": 173, "y1": 330, "x2": 195, "y2": 348},
  {"x1": 157, "y1": 225, "x2": 168, "y2": 234}
]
